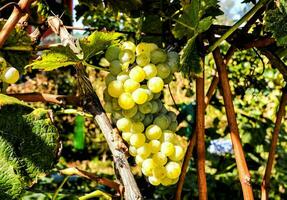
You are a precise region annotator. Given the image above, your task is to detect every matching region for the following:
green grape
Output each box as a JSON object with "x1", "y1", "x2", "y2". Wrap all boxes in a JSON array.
[
  {"x1": 137, "y1": 143, "x2": 151, "y2": 159},
  {"x1": 148, "y1": 176, "x2": 161, "y2": 186},
  {"x1": 167, "y1": 111, "x2": 177, "y2": 122},
  {"x1": 150, "y1": 49, "x2": 167, "y2": 64},
  {"x1": 150, "y1": 101, "x2": 159, "y2": 114},
  {"x1": 153, "y1": 93, "x2": 162, "y2": 100},
  {"x1": 135, "y1": 155, "x2": 144, "y2": 166},
  {"x1": 99, "y1": 57, "x2": 110, "y2": 67},
  {"x1": 170, "y1": 177, "x2": 179, "y2": 185},
  {"x1": 141, "y1": 86, "x2": 154, "y2": 101},
  {"x1": 163, "y1": 74, "x2": 173, "y2": 84},
  {"x1": 122, "y1": 41, "x2": 136, "y2": 52},
  {"x1": 159, "y1": 106, "x2": 168, "y2": 114},
  {"x1": 147, "y1": 77, "x2": 164, "y2": 93},
  {"x1": 122, "y1": 132, "x2": 133, "y2": 143},
  {"x1": 111, "y1": 98, "x2": 121, "y2": 111},
  {"x1": 143, "y1": 64, "x2": 157, "y2": 79},
  {"x1": 105, "y1": 45, "x2": 120, "y2": 62},
  {"x1": 129, "y1": 145, "x2": 137, "y2": 157},
  {"x1": 145, "y1": 124, "x2": 162, "y2": 140},
  {"x1": 143, "y1": 114, "x2": 154, "y2": 127},
  {"x1": 130, "y1": 121, "x2": 145, "y2": 133},
  {"x1": 152, "y1": 152, "x2": 168, "y2": 166},
  {"x1": 104, "y1": 102, "x2": 113, "y2": 113},
  {"x1": 108, "y1": 80, "x2": 124, "y2": 98},
  {"x1": 168, "y1": 121, "x2": 178, "y2": 132},
  {"x1": 136, "y1": 53, "x2": 150, "y2": 66},
  {"x1": 117, "y1": 72, "x2": 129, "y2": 82},
  {"x1": 161, "y1": 142, "x2": 175, "y2": 156},
  {"x1": 142, "y1": 158, "x2": 156, "y2": 176},
  {"x1": 167, "y1": 51, "x2": 179, "y2": 73},
  {"x1": 165, "y1": 161, "x2": 181, "y2": 179},
  {"x1": 110, "y1": 60, "x2": 122, "y2": 75},
  {"x1": 161, "y1": 130, "x2": 175, "y2": 143},
  {"x1": 130, "y1": 133, "x2": 146, "y2": 147},
  {"x1": 121, "y1": 62, "x2": 130, "y2": 71},
  {"x1": 136, "y1": 42, "x2": 158, "y2": 55},
  {"x1": 161, "y1": 177, "x2": 173, "y2": 186},
  {"x1": 169, "y1": 145, "x2": 185, "y2": 161},
  {"x1": 129, "y1": 66, "x2": 146, "y2": 83},
  {"x1": 118, "y1": 92, "x2": 135, "y2": 110},
  {"x1": 116, "y1": 118, "x2": 132, "y2": 132},
  {"x1": 156, "y1": 63, "x2": 171, "y2": 79},
  {"x1": 111, "y1": 111, "x2": 122, "y2": 122},
  {"x1": 132, "y1": 88, "x2": 148, "y2": 104},
  {"x1": 154, "y1": 114, "x2": 171, "y2": 130},
  {"x1": 149, "y1": 140, "x2": 161, "y2": 153},
  {"x1": 0, "y1": 57, "x2": 7, "y2": 68},
  {"x1": 1, "y1": 67, "x2": 19, "y2": 84},
  {"x1": 122, "y1": 105, "x2": 138, "y2": 118},
  {"x1": 103, "y1": 88, "x2": 112, "y2": 102},
  {"x1": 105, "y1": 73, "x2": 116, "y2": 85},
  {"x1": 138, "y1": 102, "x2": 153, "y2": 114},
  {"x1": 118, "y1": 49, "x2": 135, "y2": 64},
  {"x1": 155, "y1": 99, "x2": 163, "y2": 111},
  {"x1": 124, "y1": 79, "x2": 140, "y2": 93},
  {"x1": 131, "y1": 111, "x2": 145, "y2": 122},
  {"x1": 153, "y1": 166, "x2": 167, "y2": 179}
]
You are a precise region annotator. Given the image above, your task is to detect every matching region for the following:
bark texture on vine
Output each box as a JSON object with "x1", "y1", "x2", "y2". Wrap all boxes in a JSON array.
[{"x1": 261, "y1": 87, "x2": 287, "y2": 200}]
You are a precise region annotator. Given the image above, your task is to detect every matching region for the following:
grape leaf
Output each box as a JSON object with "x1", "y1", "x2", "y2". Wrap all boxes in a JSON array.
[
  {"x1": 0, "y1": 94, "x2": 59, "y2": 199},
  {"x1": 26, "y1": 46, "x2": 79, "y2": 71},
  {"x1": 180, "y1": 36, "x2": 202, "y2": 78},
  {"x1": 172, "y1": 0, "x2": 222, "y2": 39},
  {"x1": 80, "y1": 31, "x2": 123, "y2": 61},
  {"x1": 0, "y1": 22, "x2": 32, "y2": 71},
  {"x1": 265, "y1": 9, "x2": 287, "y2": 46}
]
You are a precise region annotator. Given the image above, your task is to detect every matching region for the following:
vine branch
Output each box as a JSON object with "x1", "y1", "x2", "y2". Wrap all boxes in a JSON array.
[
  {"x1": 213, "y1": 48, "x2": 254, "y2": 200},
  {"x1": 8, "y1": 92, "x2": 80, "y2": 106},
  {"x1": 261, "y1": 87, "x2": 287, "y2": 200},
  {"x1": 208, "y1": 0, "x2": 270, "y2": 52},
  {"x1": 0, "y1": 0, "x2": 35, "y2": 48},
  {"x1": 196, "y1": 63, "x2": 207, "y2": 200}
]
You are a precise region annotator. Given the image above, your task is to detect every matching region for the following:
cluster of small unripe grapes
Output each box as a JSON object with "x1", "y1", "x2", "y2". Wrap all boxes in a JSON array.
[
  {"x1": 101, "y1": 41, "x2": 187, "y2": 186},
  {"x1": 0, "y1": 57, "x2": 20, "y2": 84}
]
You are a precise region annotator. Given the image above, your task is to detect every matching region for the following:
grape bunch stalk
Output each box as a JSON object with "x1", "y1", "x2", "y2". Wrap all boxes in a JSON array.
[
  {"x1": 101, "y1": 41, "x2": 187, "y2": 186},
  {"x1": 0, "y1": 57, "x2": 20, "y2": 84}
]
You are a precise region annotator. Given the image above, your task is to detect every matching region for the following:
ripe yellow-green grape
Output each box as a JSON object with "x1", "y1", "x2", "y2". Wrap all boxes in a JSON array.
[
  {"x1": 147, "y1": 77, "x2": 164, "y2": 93},
  {"x1": 118, "y1": 93, "x2": 135, "y2": 110},
  {"x1": 108, "y1": 80, "x2": 124, "y2": 98}
]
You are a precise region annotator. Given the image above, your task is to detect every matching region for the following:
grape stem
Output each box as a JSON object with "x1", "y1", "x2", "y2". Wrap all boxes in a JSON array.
[{"x1": 261, "y1": 87, "x2": 287, "y2": 200}]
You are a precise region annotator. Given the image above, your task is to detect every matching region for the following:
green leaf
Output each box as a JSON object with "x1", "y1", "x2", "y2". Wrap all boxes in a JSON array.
[
  {"x1": 80, "y1": 31, "x2": 123, "y2": 60},
  {"x1": 180, "y1": 36, "x2": 202, "y2": 77},
  {"x1": 0, "y1": 22, "x2": 32, "y2": 71},
  {"x1": 265, "y1": 9, "x2": 287, "y2": 46},
  {"x1": 0, "y1": 94, "x2": 59, "y2": 199},
  {"x1": 172, "y1": 0, "x2": 221, "y2": 39},
  {"x1": 197, "y1": 16, "x2": 213, "y2": 33},
  {"x1": 26, "y1": 46, "x2": 79, "y2": 71}
]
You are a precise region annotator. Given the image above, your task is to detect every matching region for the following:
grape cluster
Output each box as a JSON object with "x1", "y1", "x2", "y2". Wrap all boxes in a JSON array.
[
  {"x1": 101, "y1": 41, "x2": 187, "y2": 186},
  {"x1": 0, "y1": 57, "x2": 20, "y2": 84}
]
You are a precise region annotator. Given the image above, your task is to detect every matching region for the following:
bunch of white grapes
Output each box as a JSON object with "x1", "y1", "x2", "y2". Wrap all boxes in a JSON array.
[
  {"x1": 101, "y1": 41, "x2": 187, "y2": 186},
  {"x1": 0, "y1": 57, "x2": 20, "y2": 84}
]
